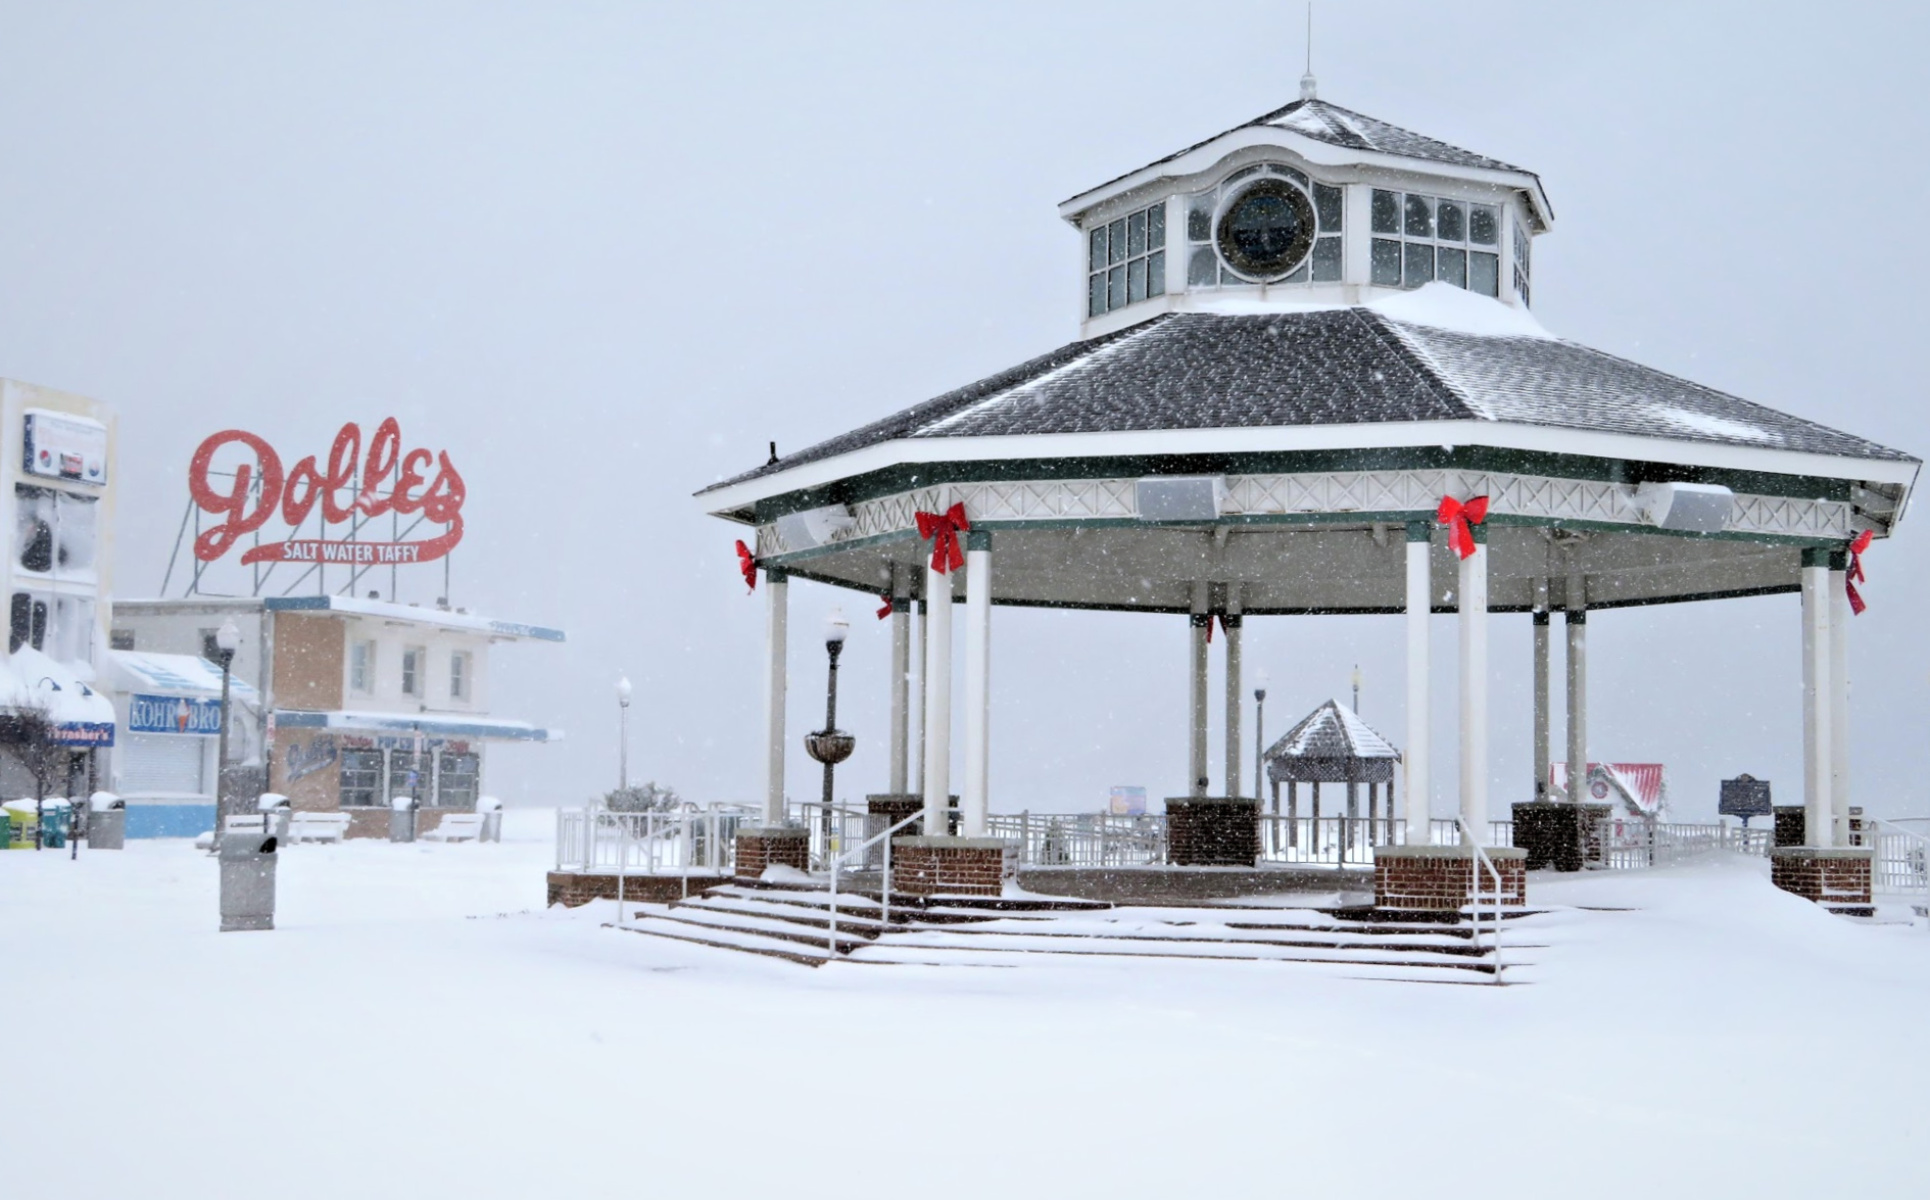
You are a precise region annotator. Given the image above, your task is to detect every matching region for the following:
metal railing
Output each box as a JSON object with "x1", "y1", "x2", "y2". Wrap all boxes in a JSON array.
[
  {"x1": 554, "y1": 807, "x2": 754, "y2": 876},
  {"x1": 988, "y1": 812, "x2": 1167, "y2": 867},
  {"x1": 1868, "y1": 819, "x2": 1930, "y2": 899},
  {"x1": 1457, "y1": 816, "x2": 1507, "y2": 985},
  {"x1": 826, "y1": 810, "x2": 927, "y2": 956},
  {"x1": 1592, "y1": 819, "x2": 1772, "y2": 869},
  {"x1": 789, "y1": 801, "x2": 873, "y2": 871}
]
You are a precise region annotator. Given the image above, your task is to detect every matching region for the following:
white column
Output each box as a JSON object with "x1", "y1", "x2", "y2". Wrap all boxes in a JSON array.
[
  {"x1": 761, "y1": 569, "x2": 789, "y2": 827},
  {"x1": 1222, "y1": 587, "x2": 1243, "y2": 798},
  {"x1": 1565, "y1": 570, "x2": 1587, "y2": 806},
  {"x1": 1404, "y1": 523, "x2": 1431, "y2": 845},
  {"x1": 888, "y1": 568, "x2": 910, "y2": 795},
  {"x1": 1532, "y1": 581, "x2": 1551, "y2": 803},
  {"x1": 1189, "y1": 581, "x2": 1209, "y2": 797},
  {"x1": 1801, "y1": 552, "x2": 1833, "y2": 847},
  {"x1": 962, "y1": 533, "x2": 992, "y2": 837},
  {"x1": 1830, "y1": 560, "x2": 1851, "y2": 846},
  {"x1": 922, "y1": 561, "x2": 954, "y2": 837},
  {"x1": 912, "y1": 596, "x2": 927, "y2": 788},
  {"x1": 1458, "y1": 537, "x2": 1489, "y2": 842}
]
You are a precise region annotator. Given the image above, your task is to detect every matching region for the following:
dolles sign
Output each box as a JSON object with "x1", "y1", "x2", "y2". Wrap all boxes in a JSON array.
[{"x1": 187, "y1": 418, "x2": 465, "y2": 565}]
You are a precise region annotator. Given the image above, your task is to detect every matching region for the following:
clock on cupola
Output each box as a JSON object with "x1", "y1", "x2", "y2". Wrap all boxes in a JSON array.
[{"x1": 1062, "y1": 74, "x2": 1553, "y2": 336}]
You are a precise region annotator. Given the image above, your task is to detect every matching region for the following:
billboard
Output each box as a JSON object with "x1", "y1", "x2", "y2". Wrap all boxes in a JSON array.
[
  {"x1": 23, "y1": 409, "x2": 108, "y2": 486},
  {"x1": 128, "y1": 693, "x2": 223, "y2": 736},
  {"x1": 1109, "y1": 786, "x2": 1147, "y2": 816}
]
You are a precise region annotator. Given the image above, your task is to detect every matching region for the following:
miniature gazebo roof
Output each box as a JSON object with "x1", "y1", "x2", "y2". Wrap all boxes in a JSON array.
[{"x1": 1264, "y1": 700, "x2": 1400, "y2": 785}]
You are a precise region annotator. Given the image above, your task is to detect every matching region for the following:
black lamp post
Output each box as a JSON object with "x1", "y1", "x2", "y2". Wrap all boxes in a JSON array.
[
  {"x1": 212, "y1": 617, "x2": 240, "y2": 846},
  {"x1": 1253, "y1": 678, "x2": 1268, "y2": 813},
  {"x1": 803, "y1": 609, "x2": 854, "y2": 853}
]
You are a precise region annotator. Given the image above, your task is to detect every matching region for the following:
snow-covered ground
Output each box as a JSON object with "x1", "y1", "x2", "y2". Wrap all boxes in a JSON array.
[{"x1": 7, "y1": 810, "x2": 1929, "y2": 1200}]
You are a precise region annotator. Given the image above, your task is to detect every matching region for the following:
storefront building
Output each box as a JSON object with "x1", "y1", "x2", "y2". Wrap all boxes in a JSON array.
[
  {"x1": 110, "y1": 595, "x2": 562, "y2": 837},
  {"x1": 0, "y1": 378, "x2": 118, "y2": 803}
]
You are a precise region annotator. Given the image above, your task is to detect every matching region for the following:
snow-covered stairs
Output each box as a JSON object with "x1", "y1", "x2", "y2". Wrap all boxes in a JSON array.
[{"x1": 614, "y1": 879, "x2": 1542, "y2": 981}]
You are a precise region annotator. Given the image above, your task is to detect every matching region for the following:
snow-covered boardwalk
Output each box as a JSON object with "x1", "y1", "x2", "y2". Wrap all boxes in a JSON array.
[{"x1": 8, "y1": 810, "x2": 1929, "y2": 1199}]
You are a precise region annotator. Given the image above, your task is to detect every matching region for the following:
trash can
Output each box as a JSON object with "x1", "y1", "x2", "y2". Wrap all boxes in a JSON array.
[
  {"x1": 258, "y1": 793, "x2": 293, "y2": 842},
  {"x1": 88, "y1": 793, "x2": 125, "y2": 850},
  {"x1": 218, "y1": 830, "x2": 278, "y2": 932},
  {"x1": 478, "y1": 796, "x2": 503, "y2": 843},
  {"x1": 389, "y1": 795, "x2": 417, "y2": 843},
  {"x1": 37, "y1": 799, "x2": 71, "y2": 849},
  {"x1": 4, "y1": 799, "x2": 36, "y2": 849}
]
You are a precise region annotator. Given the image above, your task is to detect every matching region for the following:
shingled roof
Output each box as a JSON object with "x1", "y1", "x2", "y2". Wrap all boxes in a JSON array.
[
  {"x1": 702, "y1": 293, "x2": 1913, "y2": 495},
  {"x1": 1263, "y1": 699, "x2": 1400, "y2": 785},
  {"x1": 1065, "y1": 97, "x2": 1537, "y2": 211}
]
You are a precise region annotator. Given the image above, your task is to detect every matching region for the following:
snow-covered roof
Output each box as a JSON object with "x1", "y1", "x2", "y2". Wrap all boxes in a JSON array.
[
  {"x1": 1, "y1": 646, "x2": 118, "y2": 734},
  {"x1": 262, "y1": 595, "x2": 565, "y2": 643},
  {"x1": 703, "y1": 285, "x2": 1914, "y2": 504},
  {"x1": 1062, "y1": 97, "x2": 1547, "y2": 224},
  {"x1": 272, "y1": 709, "x2": 560, "y2": 743},
  {"x1": 107, "y1": 650, "x2": 261, "y2": 701},
  {"x1": 1266, "y1": 699, "x2": 1400, "y2": 762}
]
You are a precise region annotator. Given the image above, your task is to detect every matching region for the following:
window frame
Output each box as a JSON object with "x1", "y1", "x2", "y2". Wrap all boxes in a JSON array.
[
  {"x1": 1186, "y1": 165, "x2": 1342, "y2": 290},
  {"x1": 449, "y1": 650, "x2": 470, "y2": 702},
  {"x1": 349, "y1": 639, "x2": 376, "y2": 695},
  {"x1": 1087, "y1": 201, "x2": 1167, "y2": 318},
  {"x1": 1369, "y1": 188, "x2": 1502, "y2": 298},
  {"x1": 400, "y1": 645, "x2": 426, "y2": 698},
  {"x1": 339, "y1": 749, "x2": 386, "y2": 808}
]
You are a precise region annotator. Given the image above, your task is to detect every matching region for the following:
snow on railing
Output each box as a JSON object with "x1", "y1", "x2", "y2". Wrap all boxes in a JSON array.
[
  {"x1": 1457, "y1": 816, "x2": 1509, "y2": 985},
  {"x1": 1592, "y1": 819, "x2": 1770, "y2": 869},
  {"x1": 1868, "y1": 819, "x2": 1930, "y2": 899},
  {"x1": 988, "y1": 812, "x2": 1167, "y2": 867},
  {"x1": 554, "y1": 807, "x2": 753, "y2": 875}
]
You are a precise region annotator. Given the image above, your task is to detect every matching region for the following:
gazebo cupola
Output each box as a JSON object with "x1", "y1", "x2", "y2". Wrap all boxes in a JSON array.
[{"x1": 1061, "y1": 80, "x2": 1553, "y2": 337}]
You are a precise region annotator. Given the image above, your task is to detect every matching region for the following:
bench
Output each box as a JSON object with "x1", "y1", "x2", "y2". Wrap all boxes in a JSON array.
[
  {"x1": 289, "y1": 812, "x2": 351, "y2": 843},
  {"x1": 422, "y1": 812, "x2": 486, "y2": 842}
]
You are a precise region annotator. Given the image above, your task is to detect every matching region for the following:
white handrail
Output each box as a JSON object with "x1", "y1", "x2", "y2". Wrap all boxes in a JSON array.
[
  {"x1": 1455, "y1": 816, "x2": 1505, "y2": 985},
  {"x1": 827, "y1": 811, "x2": 926, "y2": 957},
  {"x1": 1868, "y1": 818, "x2": 1930, "y2": 898}
]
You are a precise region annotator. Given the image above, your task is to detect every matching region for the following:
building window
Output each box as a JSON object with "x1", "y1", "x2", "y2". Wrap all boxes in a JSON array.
[
  {"x1": 339, "y1": 749, "x2": 385, "y2": 807},
  {"x1": 401, "y1": 646, "x2": 425, "y2": 697},
  {"x1": 389, "y1": 750, "x2": 431, "y2": 804},
  {"x1": 1513, "y1": 219, "x2": 1532, "y2": 306},
  {"x1": 1186, "y1": 166, "x2": 1340, "y2": 288},
  {"x1": 449, "y1": 651, "x2": 470, "y2": 701},
  {"x1": 14, "y1": 485, "x2": 99, "y2": 577},
  {"x1": 436, "y1": 751, "x2": 479, "y2": 809},
  {"x1": 12, "y1": 591, "x2": 92, "y2": 663},
  {"x1": 350, "y1": 640, "x2": 375, "y2": 694},
  {"x1": 1087, "y1": 201, "x2": 1166, "y2": 317},
  {"x1": 1370, "y1": 189, "x2": 1500, "y2": 296}
]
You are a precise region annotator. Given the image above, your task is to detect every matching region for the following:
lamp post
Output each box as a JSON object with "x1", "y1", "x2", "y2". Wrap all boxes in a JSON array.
[
  {"x1": 803, "y1": 609, "x2": 854, "y2": 855},
  {"x1": 615, "y1": 676, "x2": 633, "y2": 791},
  {"x1": 213, "y1": 618, "x2": 240, "y2": 843},
  {"x1": 1351, "y1": 664, "x2": 1362, "y2": 715},
  {"x1": 1253, "y1": 671, "x2": 1269, "y2": 812}
]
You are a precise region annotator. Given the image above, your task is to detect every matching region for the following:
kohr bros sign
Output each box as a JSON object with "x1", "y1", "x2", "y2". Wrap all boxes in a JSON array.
[
  {"x1": 188, "y1": 418, "x2": 465, "y2": 567},
  {"x1": 128, "y1": 694, "x2": 224, "y2": 736}
]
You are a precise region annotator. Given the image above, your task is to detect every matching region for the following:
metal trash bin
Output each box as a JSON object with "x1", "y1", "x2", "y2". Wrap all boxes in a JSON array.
[
  {"x1": 88, "y1": 793, "x2": 125, "y2": 850},
  {"x1": 389, "y1": 795, "x2": 418, "y2": 843},
  {"x1": 478, "y1": 796, "x2": 503, "y2": 843},
  {"x1": 218, "y1": 831, "x2": 278, "y2": 932},
  {"x1": 37, "y1": 799, "x2": 71, "y2": 849},
  {"x1": 258, "y1": 793, "x2": 293, "y2": 842}
]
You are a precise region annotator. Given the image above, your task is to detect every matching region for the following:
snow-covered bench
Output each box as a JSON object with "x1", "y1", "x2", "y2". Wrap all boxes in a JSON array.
[
  {"x1": 289, "y1": 812, "x2": 351, "y2": 843},
  {"x1": 422, "y1": 812, "x2": 485, "y2": 842}
]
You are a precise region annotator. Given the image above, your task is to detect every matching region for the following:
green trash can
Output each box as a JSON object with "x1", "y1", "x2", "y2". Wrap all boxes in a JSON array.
[{"x1": 38, "y1": 799, "x2": 72, "y2": 848}]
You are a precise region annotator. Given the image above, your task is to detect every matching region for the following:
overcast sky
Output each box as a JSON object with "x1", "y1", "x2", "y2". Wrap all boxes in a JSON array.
[{"x1": 1, "y1": 1, "x2": 1925, "y2": 820}]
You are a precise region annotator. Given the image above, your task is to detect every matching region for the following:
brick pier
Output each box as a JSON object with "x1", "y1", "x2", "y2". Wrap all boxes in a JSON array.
[
  {"x1": 1164, "y1": 797, "x2": 1260, "y2": 867},
  {"x1": 1769, "y1": 847, "x2": 1873, "y2": 914},
  {"x1": 1374, "y1": 845, "x2": 1527, "y2": 911},
  {"x1": 890, "y1": 836, "x2": 1014, "y2": 896},
  {"x1": 734, "y1": 827, "x2": 810, "y2": 880}
]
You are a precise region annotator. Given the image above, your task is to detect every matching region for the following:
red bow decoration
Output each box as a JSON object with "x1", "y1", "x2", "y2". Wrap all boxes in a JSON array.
[
  {"x1": 915, "y1": 503, "x2": 970, "y2": 574},
  {"x1": 734, "y1": 540, "x2": 757, "y2": 593},
  {"x1": 1436, "y1": 494, "x2": 1490, "y2": 560},
  {"x1": 1846, "y1": 529, "x2": 1874, "y2": 615},
  {"x1": 877, "y1": 595, "x2": 893, "y2": 620},
  {"x1": 1204, "y1": 613, "x2": 1226, "y2": 643}
]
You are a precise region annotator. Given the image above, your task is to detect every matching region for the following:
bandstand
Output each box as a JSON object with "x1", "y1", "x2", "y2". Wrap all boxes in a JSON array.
[{"x1": 698, "y1": 80, "x2": 1918, "y2": 912}]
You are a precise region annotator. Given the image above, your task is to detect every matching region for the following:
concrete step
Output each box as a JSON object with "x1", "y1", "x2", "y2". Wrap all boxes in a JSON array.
[
  {"x1": 854, "y1": 927, "x2": 1500, "y2": 972},
  {"x1": 614, "y1": 916, "x2": 832, "y2": 966},
  {"x1": 636, "y1": 906, "x2": 872, "y2": 955}
]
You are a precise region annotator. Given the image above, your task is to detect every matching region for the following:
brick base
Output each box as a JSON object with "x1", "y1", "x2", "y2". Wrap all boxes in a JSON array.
[
  {"x1": 546, "y1": 871, "x2": 731, "y2": 908},
  {"x1": 1511, "y1": 802, "x2": 1611, "y2": 871},
  {"x1": 1374, "y1": 845, "x2": 1528, "y2": 911},
  {"x1": 1770, "y1": 847, "x2": 1873, "y2": 911},
  {"x1": 1165, "y1": 797, "x2": 1260, "y2": 867},
  {"x1": 890, "y1": 836, "x2": 1014, "y2": 896},
  {"x1": 1773, "y1": 806, "x2": 1807, "y2": 848},
  {"x1": 734, "y1": 827, "x2": 810, "y2": 880}
]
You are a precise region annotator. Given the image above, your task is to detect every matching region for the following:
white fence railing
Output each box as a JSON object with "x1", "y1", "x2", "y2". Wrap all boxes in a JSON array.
[
  {"x1": 1593, "y1": 820, "x2": 1773, "y2": 869},
  {"x1": 1868, "y1": 820, "x2": 1930, "y2": 898},
  {"x1": 554, "y1": 807, "x2": 754, "y2": 874}
]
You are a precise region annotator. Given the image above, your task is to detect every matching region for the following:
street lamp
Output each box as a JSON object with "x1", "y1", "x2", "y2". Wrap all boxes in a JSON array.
[
  {"x1": 615, "y1": 676, "x2": 633, "y2": 791},
  {"x1": 803, "y1": 609, "x2": 854, "y2": 852},
  {"x1": 1253, "y1": 669, "x2": 1269, "y2": 814},
  {"x1": 1351, "y1": 664, "x2": 1363, "y2": 715},
  {"x1": 213, "y1": 618, "x2": 240, "y2": 841}
]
